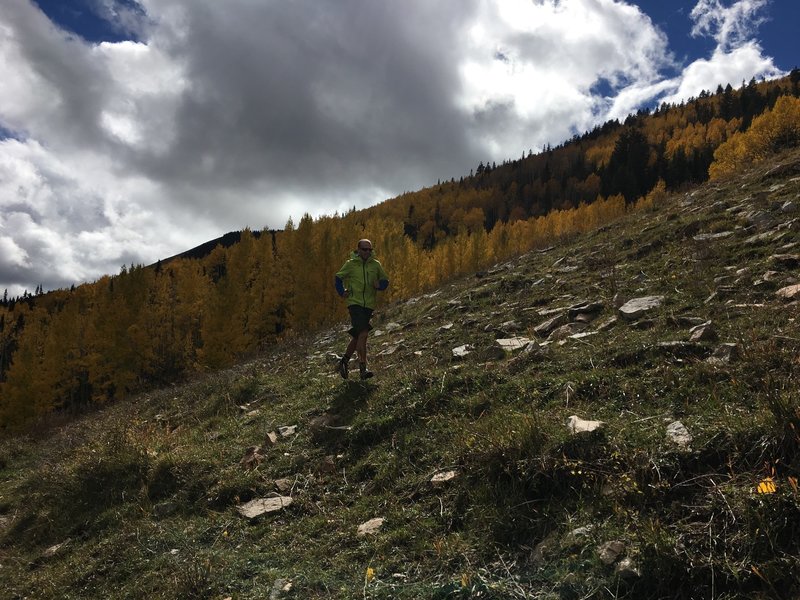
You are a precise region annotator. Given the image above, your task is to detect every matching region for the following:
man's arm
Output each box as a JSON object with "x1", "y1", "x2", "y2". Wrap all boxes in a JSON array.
[
  {"x1": 374, "y1": 264, "x2": 389, "y2": 290},
  {"x1": 334, "y1": 276, "x2": 347, "y2": 297}
]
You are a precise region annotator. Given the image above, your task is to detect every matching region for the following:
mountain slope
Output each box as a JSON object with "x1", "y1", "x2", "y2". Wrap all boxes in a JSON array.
[{"x1": 1, "y1": 149, "x2": 799, "y2": 599}]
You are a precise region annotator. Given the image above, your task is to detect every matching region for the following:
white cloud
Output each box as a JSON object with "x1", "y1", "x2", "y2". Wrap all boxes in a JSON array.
[
  {"x1": 690, "y1": 0, "x2": 769, "y2": 50},
  {"x1": 458, "y1": 0, "x2": 675, "y2": 151},
  {"x1": 658, "y1": 0, "x2": 783, "y2": 104}
]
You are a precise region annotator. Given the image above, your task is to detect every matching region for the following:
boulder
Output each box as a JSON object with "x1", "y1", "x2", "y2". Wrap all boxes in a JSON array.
[{"x1": 618, "y1": 296, "x2": 665, "y2": 321}]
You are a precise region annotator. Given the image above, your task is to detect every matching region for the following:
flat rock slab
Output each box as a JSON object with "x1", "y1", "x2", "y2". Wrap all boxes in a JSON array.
[
  {"x1": 357, "y1": 517, "x2": 385, "y2": 536},
  {"x1": 431, "y1": 470, "x2": 459, "y2": 488},
  {"x1": 495, "y1": 337, "x2": 533, "y2": 352},
  {"x1": 237, "y1": 496, "x2": 293, "y2": 520},
  {"x1": 776, "y1": 283, "x2": 800, "y2": 301},
  {"x1": 618, "y1": 296, "x2": 665, "y2": 321},
  {"x1": 452, "y1": 344, "x2": 473, "y2": 358},
  {"x1": 567, "y1": 415, "x2": 605, "y2": 434}
]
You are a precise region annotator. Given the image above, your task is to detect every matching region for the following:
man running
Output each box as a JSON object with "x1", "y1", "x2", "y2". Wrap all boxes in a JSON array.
[{"x1": 334, "y1": 239, "x2": 389, "y2": 380}]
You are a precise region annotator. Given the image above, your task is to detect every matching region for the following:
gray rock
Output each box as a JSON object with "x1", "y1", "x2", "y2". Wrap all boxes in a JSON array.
[
  {"x1": 237, "y1": 496, "x2": 294, "y2": 520},
  {"x1": 707, "y1": 343, "x2": 740, "y2": 365},
  {"x1": 689, "y1": 322, "x2": 717, "y2": 342},
  {"x1": 269, "y1": 579, "x2": 293, "y2": 600},
  {"x1": 562, "y1": 525, "x2": 595, "y2": 548},
  {"x1": 274, "y1": 478, "x2": 294, "y2": 494},
  {"x1": 452, "y1": 344, "x2": 473, "y2": 358},
  {"x1": 618, "y1": 296, "x2": 665, "y2": 321},
  {"x1": 666, "y1": 421, "x2": 693, "y2": 448},
  {"x1": 693, "y1": 231, "x2": 734, "y2": 241},
  {"x1": 534, "y1": 313, "x2": 568, "y2": 337},
  {"x1": 496, "y1": 337, "x2": 533, "y2": 352},
  {"x1": 357, "y1": 517, "x2": 385, "y2": 536},
  {"x1": 567, "y1": 415, "x2": 605, "y2": 434},
  {"x1": 615, "y1": 557, "x2": 641, "y2": 578},
  {"x1": 568, "y1": 301, "x2": 604, "y2": 320},
  {"x1": 278, "y1": 425, "x2": 297, "y2": 438},
  {"x1": 781, "y1": 200, "x2": 797, "y2": 213},
  {"x1": 597, "y1": 540, "x2": 626, "y2": 565},
  {"x1": 431, "y1": 470, "x2": 459, "y2": 488},
  {"x1": 769, "y1": 254, "x2": 800, "y2": 269},
  {"x1": 776, "y1": 283, "x2": 800, "y2": 301}
]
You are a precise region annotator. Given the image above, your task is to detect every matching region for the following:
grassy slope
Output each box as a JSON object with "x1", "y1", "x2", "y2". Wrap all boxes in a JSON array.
[{"x1": 1, "y1": 149, "x2": 799, "y2": 599}]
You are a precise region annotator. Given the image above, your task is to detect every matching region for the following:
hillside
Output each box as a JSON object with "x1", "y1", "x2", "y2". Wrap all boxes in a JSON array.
[
  {"x1": 1, "y1": 147, "x2": 799, "y2": 598},
  {"x1": 3, "y1": 76, "x2": 799, "y2": 429}
]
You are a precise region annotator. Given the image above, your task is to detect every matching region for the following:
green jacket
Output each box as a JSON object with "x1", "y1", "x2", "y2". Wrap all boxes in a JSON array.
[{"x1": 334, "y1": 252, "x2": 389, "y2": 309}]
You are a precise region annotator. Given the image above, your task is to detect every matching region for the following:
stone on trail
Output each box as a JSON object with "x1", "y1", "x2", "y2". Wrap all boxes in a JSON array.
[{"x1": 237, "y1": 496, "x2": 294, "y2": 520}]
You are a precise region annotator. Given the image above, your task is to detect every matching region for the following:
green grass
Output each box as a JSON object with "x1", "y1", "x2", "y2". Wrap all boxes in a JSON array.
[{"x1": 1, "y1": 148, "x2": 800, "y2": 598}]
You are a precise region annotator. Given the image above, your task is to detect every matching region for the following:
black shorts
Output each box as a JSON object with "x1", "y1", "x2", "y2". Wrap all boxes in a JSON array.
[{"x1": 347, "y1": 305, "x2": 374, "y2": 337}]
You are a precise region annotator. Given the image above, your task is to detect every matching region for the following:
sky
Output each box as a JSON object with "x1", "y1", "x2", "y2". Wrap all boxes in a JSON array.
[{"x1": 0, "y1": 0, "x2": 797, "y2": 297}]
